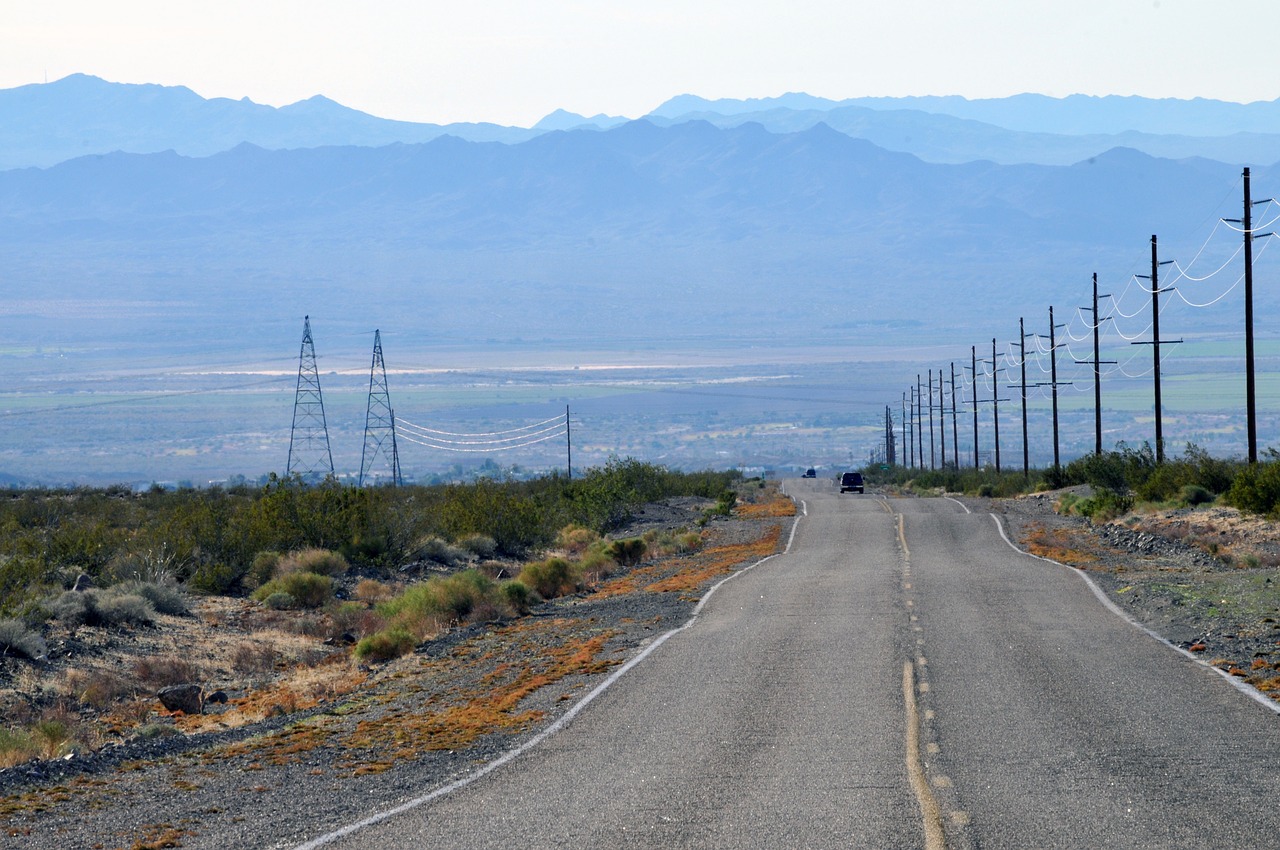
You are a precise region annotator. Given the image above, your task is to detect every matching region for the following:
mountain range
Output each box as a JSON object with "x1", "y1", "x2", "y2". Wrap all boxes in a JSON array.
[{"x1": 3, "y1": 75, "x2": 1280, "y2": 170}]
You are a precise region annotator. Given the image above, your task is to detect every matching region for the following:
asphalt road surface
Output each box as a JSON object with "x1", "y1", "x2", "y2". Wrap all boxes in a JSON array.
[{"x1": 301, "y1": 482, "x2": 1280, "y2": 849}]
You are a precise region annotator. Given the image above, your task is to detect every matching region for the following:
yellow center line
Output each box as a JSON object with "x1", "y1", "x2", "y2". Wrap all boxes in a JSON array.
[{"x1": 903, "y1": 661, "x2": 946, "y2": 850}]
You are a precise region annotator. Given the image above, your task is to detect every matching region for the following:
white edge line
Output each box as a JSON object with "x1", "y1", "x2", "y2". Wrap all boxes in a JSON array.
[
  {"x1": 292, "y1": 503, "x2": 807, "y2": 849},
  {"x1": 988, "y1": 511, "x2": 1280, "y2": 717},
  {"x1": 943, "y1": 495, "x2": 972, "y2": 514}
]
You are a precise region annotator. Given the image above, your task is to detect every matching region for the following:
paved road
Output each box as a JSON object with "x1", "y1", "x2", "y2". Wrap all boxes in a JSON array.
[{"x1": 304, "y1": 483, "x2": 1280, "y2": 849}]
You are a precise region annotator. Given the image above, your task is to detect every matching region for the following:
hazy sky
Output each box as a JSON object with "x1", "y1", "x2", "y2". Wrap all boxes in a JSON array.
[{"x1": 4, "y1": 1, "x2": 1278, "y2": 126}]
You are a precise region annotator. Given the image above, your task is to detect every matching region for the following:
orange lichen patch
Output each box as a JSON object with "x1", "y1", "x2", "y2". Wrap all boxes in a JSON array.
[
  {"x1": 645, "y1": 525, "x2": 782, "y2": 595},
  {"x1": 128, "y1": 822, "x2": 192, "y2": 850},
  {"x1": 332, "y1": 623, "x2": 618, "y2": 775},
  {"x1": 1251, "y1": 675, "x2": 1280, "y2": 694},
  {"x1": 735, "y1": 496, "x2": 796, "y2": 518},
  {"x1": 1023, "y1": 525, "x2": 1098, "y2": 566},
  {"x1": 593, "y1": 523, "x2": 784, "y2": 599}
]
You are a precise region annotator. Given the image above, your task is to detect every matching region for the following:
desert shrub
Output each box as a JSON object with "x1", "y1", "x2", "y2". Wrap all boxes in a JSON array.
[
  {"x1": 518, "y1": 558, "x2": 580, "y2": 600},
  {"x1": 1072, "y1": 490, "x2": 1133, "y2": 522},
  {"x1": 0, "y1": 618, "x2": 47, "y2": 660},
  {"x1": 187, "y1": 561, "x2": 243, "y2": 595},
  {"x1": 330, "y1": 600, "x2": 383, "y2": 638},
  {"x1": 377, "y1": 570, "x2": 503, "y2": 638},
  {"x1": 261, "y1": 592, "x2": 296, "y2": 610},
  {"x1": 605, "y1": 538, "x2": 647, "y2": 567},
  {"x1": 976, "y1": 483, "x2": 996, "y2": 498},
  {"x1": 247, "y1": 551, "x2": 282, "y2": 588},
  {"x1": 457, "y1": 533, "x2": 497, "y2": 560},
  {"x1": 500, "y1": 580, "x2": 536, "y2": 614},
  {"x1": 1180, "y1": 484, "x2": 1215, "y2": 507},
  {"x1": 132, "y1": 655, "x2": 201, "y2": 689},
  {"x1": 578, "y1": 549, "x2": 616, "y2": 584},
  {"x1": 101, "y1": 545, "x2": 183, "y2": 586},
  {"x1": 1224, "y1": 459, "x2": 1280, "y2": 515},
  {"x1": 354, "y1": 626, "x2": 416, "y2": 663},
  {"x1": 49, "y1": 588, "x2": 155, "y2": 627},
  {"x1": 555, "y1": 524, "x2": 599, "y2": 555},
  {"x1": 136, "y1": 723, "x2": 180, "y2": 740},
  {"x1": 0, "y1": 728, "x2": 37, "y2": 768},
  {"x1": 353, "y1": 578, "x2": 393, "y2": 603},
  {"x1": 114, "y1": 580, "x2": 187, "y2": 616},
  {"x1": 1056, "y1": 492, "x2": 1081, "y2": 515},
  {"x1": 278, "y1": 547, "x2": 348, "y2": 577},
  {"x1": 252, "y1": 572, "x2": 332, "y2": 609},
  {"x1": 414, "y1": 536, "x2": 465, "y2": 567}
]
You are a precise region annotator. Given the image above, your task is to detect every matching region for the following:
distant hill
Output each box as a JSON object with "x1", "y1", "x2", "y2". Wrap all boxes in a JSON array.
[{"x1": 0, "y1": 120, "x2": 1265, "y2": 361}]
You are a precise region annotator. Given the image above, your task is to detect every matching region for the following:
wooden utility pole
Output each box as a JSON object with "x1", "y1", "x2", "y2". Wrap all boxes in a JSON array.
[
  {"x1": 950, "y1": 362, "x2": 959, "y2": 471},
  {"x1": 971, "y1": 346, "x2": 979, "y2": 468},
  {"x1": 1243, "y1": 168, "x2": 1258, "y2": 463},
  {"x1": 937, "y1": 366, "x2": 946, "y2": 470},
  {"x1": 1050, "y1": 306, "x2": 1061, "y2": 471},
  {"x1": 1019, "y1": 318, "x2": 1029, "y2": 477},
  {"x1": 1133, "y1": 235, "x2": 1180, "y2": 464},
  {"x1": 991, "y1": 338, "x2": 1002, "y2": 474},
  {"x1": 565, "y1": 405, "x2": 572, "y2": 479},
  {"x1": 1075, "y1": 274, "x2": 1115, "y2": 456},
  {"x1": 917, "y1": 374, "x2": 925, "y2": 470},
  {"x1": 927, "y1": 370, "x2": 936, "y2": 470}
]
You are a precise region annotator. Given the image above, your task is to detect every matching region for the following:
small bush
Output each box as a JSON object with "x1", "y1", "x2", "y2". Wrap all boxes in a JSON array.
[
  {"x1": 606, "y1": 538, "x2": 647, "y2": 567},
  {"x1": 247, "y1": 551, "x2": 282, "y2": 588},
  {"x1": 0, "y1": 618, "x2": 47, "y2": 660},
  {"x1": 1180, "y1": 484, "x2": 1215, "y2": 507},
  {"x1": 555, "y1": 524, "x2": 599, "y2": 555},
  {"x1": 65, "y1": 669, "x2": 135, "y2": 708},
  {"x1": 48, "y1": 589, "x2": 155, "y2": 628},
  {"x1": 457, "y1": 533, "x2": 497, "y2": 559},
  {"x1": 278, "y1": 547, "x2": 348, "y2": 578},
  {"x1": 0, "y1": 728, "x2": 37, "y2": 768},
  {"x1": 31, "y1": 719, "x2": 73, "y2": 759},
  {"x1": 354, "y1": 627, "x2": 416, "y2": 663},
  {"x1": 415, "y1": 536, "x2": 465, "y2": 567},
  {"x1": 578, "y1": 550, "x2": 617, "y2": 584},
  {"x1": 261, "y1": 591, "x2": 297, "y2": 610},
  {"x1": 353, "y1": 578, "x2": 392, "y2": 603},
  {"x1": 500, "y1": 581, "x2": 536, "y2": 614},
  {"x1": 133, "y1": 655, "x2": 201, "y2": 689},
  {"x1": 231, "y1": 641, "x2": 279, "y2": 676},
  {"x1": 518, "y1": 558, "x2": 580, "y2": 600},
  {"x1": 187, "y1": 562, "x2": 243, "y2": 595},
  {"x1": 115, "y1": 580, "x2": 188, "y2": 616},
  {"x1": 252, "y1": 572, "x2": 333, "y2": 609},
  {"x1": 136, "y1": 723, "x2": 180, "y2": 740}
]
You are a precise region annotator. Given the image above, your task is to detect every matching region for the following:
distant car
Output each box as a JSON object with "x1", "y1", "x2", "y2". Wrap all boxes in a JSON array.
[
  {"x1": 803, "y1": 468, "x2": 817, "y2": 478},
  {"x1": 840, "y1": 472, "x2": 865, "y2": 494}
]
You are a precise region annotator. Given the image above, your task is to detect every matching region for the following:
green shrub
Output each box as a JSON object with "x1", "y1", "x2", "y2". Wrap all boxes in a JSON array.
[
  {"x1": 95, "y1": 593, "x2": 156, "y2": 626},
  {"x1": 378, "y1": 570, "x2": 502, "y2": 636},
  {"x1": 500, "y1": 580, "x2": 536, "y2": 614},
  {"x1": 187, "y1": 561, "x2": 243, "y2": 595},
  {"x1": 0, "y1": 618, "x2": 47, "y2": 660},
  {"x1": 518, "y1": 558, "x2": 580, "y2": 600},
  {"x1": 1180, "y1": 484, "x2": 1215, "y2": 507},
  {"x1": 555, "y1": 524, "x2": 599, "y2": 555},
  {"x1": 261, "y1": 591, "x2": 296, "y2": 610},
  {"x1": 251, "y1": 572, "x2": 332, "y2": 609},
  {"x1": 1224, "y1": 460, "x2": 1280, "y2": 515},
  {"x1": 247, "y1": 551, "x2": 282, "y2": 588},
  {"x1": 1073, "y1": 490, "x2": 1133, "y2": 522},
  {"x1": 354, "y1": 626, "x2": 417, "y2": 663}
]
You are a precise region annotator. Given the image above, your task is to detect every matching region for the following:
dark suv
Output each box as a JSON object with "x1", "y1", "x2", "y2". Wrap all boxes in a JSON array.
[{"x1": 840, "y1": 472, "x2": 864, "y2": 494}]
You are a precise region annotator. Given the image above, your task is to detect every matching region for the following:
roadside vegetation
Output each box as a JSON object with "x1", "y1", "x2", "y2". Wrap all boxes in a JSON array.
[
  {"x1": 0, "y1": 459, "x2": 748, "y2": 767},
  {"x1": 863, "y1": 441, "x2": 1280, "y2": 522}
]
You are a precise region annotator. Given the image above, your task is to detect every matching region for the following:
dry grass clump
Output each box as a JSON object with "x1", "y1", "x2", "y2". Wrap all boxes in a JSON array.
[
  {"x1": 353, "y1": 579, "x2": 393, "y2": 604},
  {"x1": 555, "y1": 524, "x2": 600, "y2": 556},
  {"x1": 0, "y1": 618, "x2": 47, "y2": 660},
  {"x1": 277, "y1": 548, "x2": 349, "y2": 578},
  {"x1": 64, "y1": 668, "x2": 136, "y2": 709},
  {"x1": 457, "y1": 533, "x2": 498, "y2": 559},
  {"x1": 48, "y1": 587, "x2": 156, "y2": 627},
  {"x1": 1022, "y1": 524, "x2": 1099, "y2": 566},
  {"x1": 132, "y1": 655, "x2": 202, "y2": 689},
  {"x1": 414, "y1": 535, "x2": 466, "y2": 567}
]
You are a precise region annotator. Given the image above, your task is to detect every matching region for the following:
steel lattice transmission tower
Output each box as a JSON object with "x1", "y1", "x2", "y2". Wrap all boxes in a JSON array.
[
  {"x1": 359, "y1": 329, "x2": 401, "y2": 486},
  {"x1": 286, "y1": 315, "x2": 335, "y2": 481}
]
